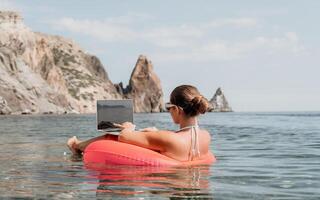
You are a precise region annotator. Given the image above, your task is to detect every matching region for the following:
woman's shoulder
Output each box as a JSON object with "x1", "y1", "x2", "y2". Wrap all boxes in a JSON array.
[
  {"x1": 142, "y1": 130, "x2": 177, "y2": 141},
  {"x1": 201, "y1": 128, "x2": 211, "y2": 134},
  {"x1": 154, "y1": 130, "x2": 179, "y2": 140},
  {"x1": 200, "y1": 129, "x2": 211, "y2": 140}
]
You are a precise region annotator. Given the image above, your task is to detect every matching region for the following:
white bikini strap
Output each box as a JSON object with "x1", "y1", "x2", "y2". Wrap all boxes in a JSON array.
[
  {"x1": 177, "y1": 125, "x2": 199, "y2": 132},
  {"x1": 189, "y1": 127, "x2": 195, "y2": 161},
  {"x1": 192, "y1": 126, "x2": 201, "y2": 160},
  {"x1": 179, "y1": 125, "x2": 201, "y2": 161},
  {"x1": 175, "y1": 124, "x2": 201, "y2": 161},
  {"x1": 194, "y1": 126, "x2": 201, "y2": 158}
]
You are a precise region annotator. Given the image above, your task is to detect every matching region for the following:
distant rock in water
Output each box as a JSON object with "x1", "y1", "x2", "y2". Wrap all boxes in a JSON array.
[
  {"x1": 208, "y1": 88, "x2": 233, "y2": 112},
  {"x1": 114, "y1": 55, "x2": 165, "y2": 112},
  {"x1": 0, "y1": 11, "x2": 164, "y2": 114}
]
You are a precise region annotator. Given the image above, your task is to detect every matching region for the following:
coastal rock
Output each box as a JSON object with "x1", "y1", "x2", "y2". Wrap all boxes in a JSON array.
[
  {"x1": 0, "y1": 96, "x2": 11, "y2": 114},
  {"x1": 115, "y1": 55, "x2": 165, "y2": 112},
  {"x1": 0, "y1": 11, "x2": 120, "y2": 114},
  {"x1": 21, "y1": 109, "x2": 31, "y2": 115},
  {"x1": 0, "y1": 12, "x2": 114, "y2": 114},
  {"x1": 0, "y1": 11, "x2": 164, "y2": 114},
  {"x1": 208, "y1": 87, "x2": 233, "y2": 112}
]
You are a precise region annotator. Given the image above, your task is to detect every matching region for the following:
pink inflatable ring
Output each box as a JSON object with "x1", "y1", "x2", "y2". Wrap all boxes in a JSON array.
[{"x1": 83, "y1": 140, "x2": 216, "y2": 166}]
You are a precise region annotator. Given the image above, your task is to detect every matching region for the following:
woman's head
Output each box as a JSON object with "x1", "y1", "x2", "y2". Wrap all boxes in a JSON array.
[{"x1": 167, "y1": 85, "x2": 209, "y2": 118}]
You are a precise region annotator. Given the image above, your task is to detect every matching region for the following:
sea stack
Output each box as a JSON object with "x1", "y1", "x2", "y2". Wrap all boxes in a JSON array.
[
  {"x1": 208, "y1": 87, "x2": 233, "y2": 112},
  {"x1": 115, "y1": 55, "x2": 165, "y2": 113}
]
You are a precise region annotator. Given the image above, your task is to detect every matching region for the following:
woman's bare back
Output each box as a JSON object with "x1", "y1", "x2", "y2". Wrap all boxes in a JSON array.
[{"x1": 161, "y1": 129, "x2": 211, "y2": 162}]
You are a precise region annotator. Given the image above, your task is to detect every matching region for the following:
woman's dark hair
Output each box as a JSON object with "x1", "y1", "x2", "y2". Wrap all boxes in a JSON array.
[{"x1": 170, "y1": 85, "x2": 209, "y2": 117}]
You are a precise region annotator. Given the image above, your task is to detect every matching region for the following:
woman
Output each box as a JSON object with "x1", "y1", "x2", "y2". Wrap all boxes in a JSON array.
[{"x1": 67, "y1": 85, "x2": 211, "y2": 161}]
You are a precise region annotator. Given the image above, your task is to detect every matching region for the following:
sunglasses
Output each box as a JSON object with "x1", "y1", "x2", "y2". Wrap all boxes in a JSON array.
[{"x1": 165, "y1": 102, "x2": 183, "y2": 111}]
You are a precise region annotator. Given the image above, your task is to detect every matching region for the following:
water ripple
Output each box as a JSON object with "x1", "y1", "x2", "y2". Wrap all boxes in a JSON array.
[{"x1": 0, "y1": 112, "x2": 320, "y2": 199}]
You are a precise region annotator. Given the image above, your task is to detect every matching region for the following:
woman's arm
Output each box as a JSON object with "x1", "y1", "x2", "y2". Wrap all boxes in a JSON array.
[{"x1": 117, "y1": 122, "x2": 171, "y2": 151}]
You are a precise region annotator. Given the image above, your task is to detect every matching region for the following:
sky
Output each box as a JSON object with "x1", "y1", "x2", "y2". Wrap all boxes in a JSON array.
[{"x1": 1, "y1": 0, "x2": 320, "y2": 111}]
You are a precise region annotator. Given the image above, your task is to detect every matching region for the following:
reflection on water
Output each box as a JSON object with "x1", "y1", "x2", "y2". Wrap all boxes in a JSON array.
[{"x1": 87, "y1": 165, "x2": 213, "y2": 199}]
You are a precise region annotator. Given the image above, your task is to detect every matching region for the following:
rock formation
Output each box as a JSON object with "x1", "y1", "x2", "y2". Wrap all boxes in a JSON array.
[
  {"x1": 115, "y1": 55, "x2": 165, "y2": 112},
  {"x1": 0, "y1": 96, "x2": 11, "y2": 114},
  {"x1": 208, "y1": 87, "x2": 233, "y2": 112},
  {"x1": 0, "y1": 11, "x2": 164, "y2": 114}
]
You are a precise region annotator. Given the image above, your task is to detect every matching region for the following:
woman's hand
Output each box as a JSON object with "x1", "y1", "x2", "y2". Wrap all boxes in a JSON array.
[
  {"x1": 139, "y1": 127, "x2": 159, "y2": 132},
  {"x1": 114, "y1": 122, "x2": 136, "y2": 132}
]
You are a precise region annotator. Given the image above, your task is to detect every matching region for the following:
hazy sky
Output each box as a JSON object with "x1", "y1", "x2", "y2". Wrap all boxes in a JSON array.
[{"x1": 1, "y1": 0, "x2": 319, "y2": 111}]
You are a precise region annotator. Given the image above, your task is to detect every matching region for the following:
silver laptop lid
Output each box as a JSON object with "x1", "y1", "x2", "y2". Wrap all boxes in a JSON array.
[{"x1": 96, "y1": 99, "x2": 133, "y2": 131}]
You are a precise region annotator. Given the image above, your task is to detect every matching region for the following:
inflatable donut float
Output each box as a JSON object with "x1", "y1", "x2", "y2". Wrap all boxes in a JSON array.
[{"x1": 84, "y1": 140, "x2": 216, "y2": 166}]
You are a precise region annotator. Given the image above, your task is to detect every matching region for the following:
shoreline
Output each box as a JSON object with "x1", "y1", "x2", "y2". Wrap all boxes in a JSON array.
[{"x1": 2, "y1": 111, "x2": 320, "y2": 117}]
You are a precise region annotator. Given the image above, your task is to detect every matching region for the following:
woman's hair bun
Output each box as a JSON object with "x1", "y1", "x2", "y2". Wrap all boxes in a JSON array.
[
  {"x1": 190, "y1": 95, "x2": 209, "y2": 115},
  {"x1": 170, "y1": 85, "x2": 209, "y2": 117}
]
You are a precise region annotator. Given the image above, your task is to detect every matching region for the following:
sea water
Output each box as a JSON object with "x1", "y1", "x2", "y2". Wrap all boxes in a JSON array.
[{"x1": 0, "y1": 112, "x2": 319, "y2": 199}]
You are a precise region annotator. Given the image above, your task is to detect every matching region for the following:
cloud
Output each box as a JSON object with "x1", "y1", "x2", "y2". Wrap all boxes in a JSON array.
[
  {"x1": 51, "y1": 17, "x2": 137, "y2": 42},
  {"x1": 50, "y1": 15, "x2": 303, "y2": 62},
  {"x1": 204, "y1": 18, "x2": 258, "y2": 28},
  {"x1": 143, "y1": 24, "x2": 204, "y2": 48},
  {"x1": 151, "y1": 32, "x2": 304, "y2": 62},
  {"x1": 51, "y1": 17, "x2": 204, "y2": 47},
  {"x1": 50, "y1": 16, "x2": 258, "y2": 48}
]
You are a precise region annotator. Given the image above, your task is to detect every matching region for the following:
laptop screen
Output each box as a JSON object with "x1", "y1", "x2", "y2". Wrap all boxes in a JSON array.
[{"x1": 96, "y1": 99, "x2": 133, "y2": 131}]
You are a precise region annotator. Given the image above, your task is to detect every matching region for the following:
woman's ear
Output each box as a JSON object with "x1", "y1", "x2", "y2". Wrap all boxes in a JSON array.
[
  {"x1": 170, "y1": 106, "x2": 178, "y2": 124},
  {"x1": 178, "y1": 107, "x2": 184, "y2": 116}
]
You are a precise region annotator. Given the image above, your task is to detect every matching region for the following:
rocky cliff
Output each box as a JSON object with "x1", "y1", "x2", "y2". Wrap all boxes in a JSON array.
[
  {"x1": 0, "y1": 11, "x2": 164, "y2": 114},
  {"x1": 115, "y1": 55, "x2": 165, "y2": 112},
  {"x1": 208, "y1": 87, "x2": 233, "y2": 112}
]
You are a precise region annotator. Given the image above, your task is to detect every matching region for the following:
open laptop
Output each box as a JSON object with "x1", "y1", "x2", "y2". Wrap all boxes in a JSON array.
[{"x1": 96, "y1": 99, "x2": 133, "y2": 134}]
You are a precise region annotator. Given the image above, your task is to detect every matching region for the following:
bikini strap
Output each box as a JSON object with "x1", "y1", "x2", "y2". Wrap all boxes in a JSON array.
[
  {"x1": 185, "y1": 126, "x2": 201, "y2": 161},
  {"x1": 176, "y1": 125, "x2": 199, "y2": 132},
  {"x1": 175, "y1": 125, "x2": 201, "y2": 161}
]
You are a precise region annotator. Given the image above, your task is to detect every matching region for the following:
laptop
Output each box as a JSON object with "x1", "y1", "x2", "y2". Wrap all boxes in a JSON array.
[{"x1": 96, "y1": 99, "x2": 133, "y2": 134}]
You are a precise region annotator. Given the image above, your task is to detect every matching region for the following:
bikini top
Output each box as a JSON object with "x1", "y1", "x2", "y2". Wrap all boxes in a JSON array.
[{"x1": 176, "y1": 125, "x2": 201, "y2": 161}]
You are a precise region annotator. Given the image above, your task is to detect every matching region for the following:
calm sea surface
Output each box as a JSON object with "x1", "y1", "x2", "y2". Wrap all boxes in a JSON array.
[{"x1": 0, "y1": 112, "x2": 319, "y2": 199}]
